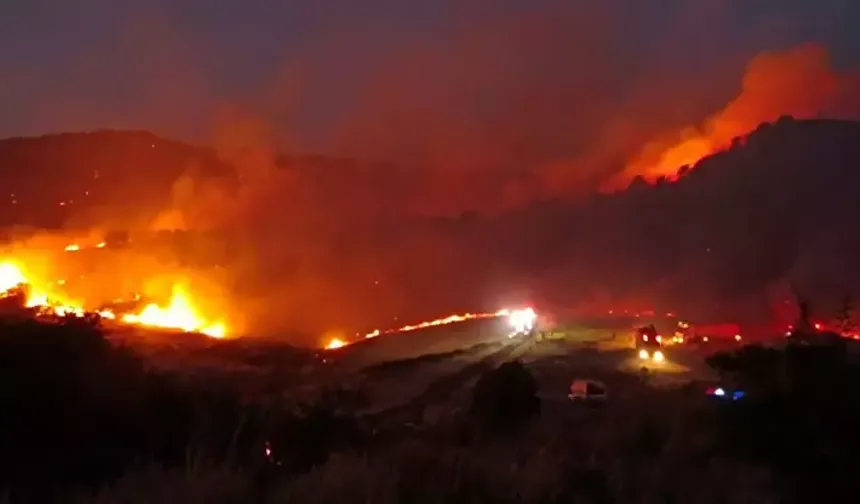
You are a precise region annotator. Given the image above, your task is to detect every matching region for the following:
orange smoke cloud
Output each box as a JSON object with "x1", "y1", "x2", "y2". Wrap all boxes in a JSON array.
[
  {"x1": 7, "y1": 0, "x2": 860, "y2": 345},
  {"x1": 603, "y1": 44, "x2": 858, "y2": 190}
]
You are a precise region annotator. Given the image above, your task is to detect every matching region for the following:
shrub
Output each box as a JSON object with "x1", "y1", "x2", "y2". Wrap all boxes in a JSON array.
[
  {"x1": 709, "y1": 342, "x2": 860, "y2": 502},
  {"x1": 0, "y1": 319, "x2": 151, "y2": 499},
  {"x1": 267, "y1": 402, "x2": 360, "y2": 474},
  {"x1": 0, "y1": 319, "x2": 260, "y2": 501},
  {"x1": 469, "y1": 360, "x2": 540, "y2": 435},
  {"x1": 75, "y1": 466, "x2": 250, "y2": 504}
]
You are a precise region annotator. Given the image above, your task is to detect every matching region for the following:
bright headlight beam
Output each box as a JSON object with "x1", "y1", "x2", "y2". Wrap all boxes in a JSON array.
[{"x1": 508, "y1": 307, "x2": 536, "y2": 333}]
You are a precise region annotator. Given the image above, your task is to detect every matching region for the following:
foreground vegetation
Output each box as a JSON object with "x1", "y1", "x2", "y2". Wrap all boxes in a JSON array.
[{"x1": 2, "y1": 318, "x2": 859, "y2": 503}]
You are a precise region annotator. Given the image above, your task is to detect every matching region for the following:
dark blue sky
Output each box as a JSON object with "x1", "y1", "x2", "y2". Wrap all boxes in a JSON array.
[{"x1": 1, "y1": 0, "x2": 858, "y2": 152}]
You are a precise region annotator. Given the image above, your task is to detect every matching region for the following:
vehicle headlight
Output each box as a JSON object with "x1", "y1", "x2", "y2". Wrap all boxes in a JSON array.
[
  {"x1": 508, "y1": 307, "x2": 536, "y2": 333},
  {"x1": 638, "y1": 349, "x2": 649, "y2": 359},
  {"x1": 652, "y1": 350, "x2": 664, "y2": 362}
]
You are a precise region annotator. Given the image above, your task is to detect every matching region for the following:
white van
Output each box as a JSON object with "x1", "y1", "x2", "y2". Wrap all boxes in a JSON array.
[{"x1": 568, "y1": 379, "x2": 608, "y2": 403}]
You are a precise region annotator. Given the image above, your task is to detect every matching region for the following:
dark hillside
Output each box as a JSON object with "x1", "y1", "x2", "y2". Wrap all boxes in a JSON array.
[{"x1": 0, "y1": 130, "x2": 233, "y2": 228}]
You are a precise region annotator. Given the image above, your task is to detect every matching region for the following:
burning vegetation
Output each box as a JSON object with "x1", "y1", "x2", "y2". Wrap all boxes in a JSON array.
[
  {"x1": 325, "y1": 307, "x2": 536, "y2": 349},
  {"x1": 0, "y1": 245, "x2": 226, "y2": 338},
  {"x1": 0, "y1": 40, "x2": 858, "y2": 345}
]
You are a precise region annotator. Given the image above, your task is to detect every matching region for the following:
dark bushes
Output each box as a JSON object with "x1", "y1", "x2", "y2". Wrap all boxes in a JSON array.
[
  {"x1": 267, "y1": 401, "x2": 362, "y2": 474},
  {"x1": 0, "y1": 317, "x2": 371, "y2": 502},
  {"x1": 469, "y1": 360, "x2": 540, "y2": 434},
  {"x1": 707, "y1": 342, "x2": 860, "y2": 502},
  {"x1": 0, "y1": 319, "x2": 147, "y2": 496},
  {"x1": 0, "y1": 319, "x2": 262, "y2": 501}
]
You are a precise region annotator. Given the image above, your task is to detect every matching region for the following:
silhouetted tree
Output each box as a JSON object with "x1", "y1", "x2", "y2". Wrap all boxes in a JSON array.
[
  {"x1": 792, "y1": 289, "x2": 813, "y2": 334},
  {"x1": 835, "y1": 294, "x2": 857, "y2": 334},
  {"x1": 710, "y1": 343, "x2": 860, "y2": 503},
  {"x1": 730, "y1": 136, "x2": 744, "y2": 149},
  {"x1": 776, "y1": 114, "x2": 795, "y2": 125},
  {"x1": 628, "y1": 175, "x2": 649, "y2": 191}
]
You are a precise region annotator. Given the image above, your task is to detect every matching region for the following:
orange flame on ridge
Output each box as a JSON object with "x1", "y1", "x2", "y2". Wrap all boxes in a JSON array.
[
  {"x1": 325, "y1": 338, "x2": 346, "y2": 350},
  {"x1": 603, "y1": 44, "x2": 852, "y2": 190},
  {"x1": 324, "y1": 309, "x2": 511, "y2": 349}
]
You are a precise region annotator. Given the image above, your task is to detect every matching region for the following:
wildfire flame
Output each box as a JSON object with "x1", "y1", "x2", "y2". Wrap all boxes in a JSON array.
[
  {"x1": 363, "y1": 309, "x2": 509, "y2": 339},
  {"x1": 120, "y1": 286, "x2": 226, "y2": 338},
  {"x1": 324, "y1": 308, "x2": 513, "y2": 349},
  {"x1": 325, "y1": 338, "x2": 346, "y2": 350},
  {"x1": 0, "y1": 262, "x2": 28, "y2": 292},
  {"x1": 0, "y1": 259, "x2": 227, "y2": 338}
]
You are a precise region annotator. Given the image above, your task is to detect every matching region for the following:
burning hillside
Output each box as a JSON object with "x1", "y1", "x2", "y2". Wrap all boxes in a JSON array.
[
  {"x1": 0, "y1": 253, "x2": 226, "y2": 338},
  {"x1": 602, "y1": 44, "x2": 860, "y2": 190},
  {"x1": 2, "y1": 116, "x2": 860, "y2": 341},
  {"x1": 1, "y1": 38, "x2": 859, "y2": 341}
]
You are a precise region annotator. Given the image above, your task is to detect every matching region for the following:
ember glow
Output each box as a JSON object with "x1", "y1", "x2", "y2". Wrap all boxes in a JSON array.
[
  {"x1": 324, "y1": 308, "x2": 526, "y2": 349},
  {"x1": 64, "y1": 242, "x2": 107, "y2": 252},
  {"x1": 0, "y1": 259, "x2": 227, "y2": 338}
]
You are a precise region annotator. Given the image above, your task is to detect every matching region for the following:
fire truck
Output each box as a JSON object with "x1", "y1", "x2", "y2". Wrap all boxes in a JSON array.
[
  {"x1": 682, "y1": 322, "x2": 743, "y2": 347},
  {"x1": 635, "y1": 324, "x2": 665, "y2": 362}
]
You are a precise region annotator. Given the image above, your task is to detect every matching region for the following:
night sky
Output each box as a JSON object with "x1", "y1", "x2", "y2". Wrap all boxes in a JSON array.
[{"x1": 2, "y1": 0, "x2": 859, "y2": 153}]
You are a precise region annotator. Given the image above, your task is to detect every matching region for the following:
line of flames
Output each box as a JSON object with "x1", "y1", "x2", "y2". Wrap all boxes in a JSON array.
[{"x1": 324, "y1": 309, "x2": 512, "y2": 349}]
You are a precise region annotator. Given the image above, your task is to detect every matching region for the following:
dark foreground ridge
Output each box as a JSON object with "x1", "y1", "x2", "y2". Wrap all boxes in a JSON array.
[{"x1": 3, "y1": 315, "x2": 860, "y2": 503}]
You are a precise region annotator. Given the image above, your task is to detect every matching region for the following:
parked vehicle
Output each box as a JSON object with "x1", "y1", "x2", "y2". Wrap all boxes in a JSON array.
[
  {"x1": 568, "y1": 379, "x2": 608, "y2": 403},
  {"x1": 635, "y1": 325, "x2": 665, "y2": 362}
]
